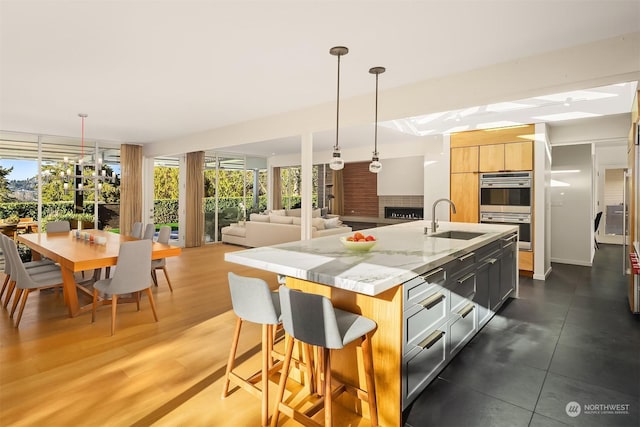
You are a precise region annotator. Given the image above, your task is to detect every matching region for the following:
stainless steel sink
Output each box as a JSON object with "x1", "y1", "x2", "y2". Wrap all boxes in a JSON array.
[{"x1": 429, "y1": 230, "x2": 485, "y2": 240}]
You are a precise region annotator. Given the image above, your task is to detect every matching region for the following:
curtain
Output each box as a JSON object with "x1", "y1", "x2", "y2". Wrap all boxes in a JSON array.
[
  {"x1": 272, "y1": 166, "x2": 282, "y2": 210},
  {"x1": 119, "y1": 144, "x2": 142, "y2": 236},
  {"x1": 185, "y1": 151, "x2": 205, "y2": 247},
  {"x1": 332, "y1": 169, "x2": 344, "y2": 215}
]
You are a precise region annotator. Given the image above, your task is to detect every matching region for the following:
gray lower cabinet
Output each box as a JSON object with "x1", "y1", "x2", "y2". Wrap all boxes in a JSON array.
[
  {"x1": 475, "y1": 253, "x2": 499, "y2": 326},
  {"x1": 402, "y1": 232, "x2": 518, "y2": 409}
]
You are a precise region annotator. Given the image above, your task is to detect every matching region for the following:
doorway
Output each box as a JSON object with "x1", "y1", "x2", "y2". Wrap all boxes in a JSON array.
[{"x1": 598, "y1": 168, "x2": 625, "y2": 245}]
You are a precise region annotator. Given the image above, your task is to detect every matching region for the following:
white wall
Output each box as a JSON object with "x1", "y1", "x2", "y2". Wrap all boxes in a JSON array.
[
  {"x1": 423, "y1": 134, "x2": 451, "y2": 222},
  {"x1": 550, "y1": 144, "x2": 594, "y2": 266},
  {"x1": 534, "y1": 123, "x2": 552, "y2": 280},
  {"x1": 378, "y1": 156, "x2": 424, "y2": 196}
]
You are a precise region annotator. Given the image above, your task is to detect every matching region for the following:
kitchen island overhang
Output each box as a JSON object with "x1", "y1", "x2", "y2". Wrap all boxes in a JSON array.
[{"x1": 225, "y1": 220, "x2": 519, "y2": 296}]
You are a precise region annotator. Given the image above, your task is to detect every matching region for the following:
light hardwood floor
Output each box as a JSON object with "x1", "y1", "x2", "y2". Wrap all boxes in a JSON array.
[{"x1": 0, "y1": 243, "x2": 369, "y2": 426}]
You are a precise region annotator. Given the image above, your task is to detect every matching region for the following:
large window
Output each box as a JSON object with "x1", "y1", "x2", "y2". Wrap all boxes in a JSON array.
[
  {"x1": 279, "y1": 165, "x2": 320, "y2": 209},
  {"x1": 0, "y1": 131, "x2": 121, "y2": 230},
  {"x1": 203, "y1": 153, "x2": 267, "y2": 243}
]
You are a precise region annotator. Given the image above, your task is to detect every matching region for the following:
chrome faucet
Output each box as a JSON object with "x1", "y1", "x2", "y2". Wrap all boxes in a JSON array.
[{"x1": 430, "y1": 198, "x2": 457, "y2": 233}]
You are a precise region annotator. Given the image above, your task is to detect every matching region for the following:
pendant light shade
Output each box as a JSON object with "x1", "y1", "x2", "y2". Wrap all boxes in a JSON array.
[
  {"x1": 369, "y1": 66, "x2": 385, "y2": 174},
  {"x1": 329, "y1": 46, "x2": 348, "y2": 171}
]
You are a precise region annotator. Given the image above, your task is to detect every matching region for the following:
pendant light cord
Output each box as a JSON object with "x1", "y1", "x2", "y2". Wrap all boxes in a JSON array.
[
  {"x1": 374, "y1": 72, "x2": 378, "y2": 155},
  {"x1": 335, "y1": 53, "x2": 341, "y2": 151}
]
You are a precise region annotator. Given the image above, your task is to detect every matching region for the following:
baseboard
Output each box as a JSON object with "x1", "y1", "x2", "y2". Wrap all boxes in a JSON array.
[
  {"x1": 533, "y1": 266, "x2": 552, "y2": 281},
  {"x1": 550, "y1": 257, "x2": 592, "y2": 267}
]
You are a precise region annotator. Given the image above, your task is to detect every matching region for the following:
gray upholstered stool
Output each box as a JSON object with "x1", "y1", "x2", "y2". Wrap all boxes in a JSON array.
[
  {"x1": 222, "y1": 272, "x2": 314, "y2": 426},
  {"x1": 272, "y1": 285, "x2": 379, "y2": 427}
]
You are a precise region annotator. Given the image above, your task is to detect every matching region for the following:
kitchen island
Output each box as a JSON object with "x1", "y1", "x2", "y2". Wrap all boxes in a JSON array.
[{"x1": 225, "y1": 220, "x2": 519, "y2": 426}]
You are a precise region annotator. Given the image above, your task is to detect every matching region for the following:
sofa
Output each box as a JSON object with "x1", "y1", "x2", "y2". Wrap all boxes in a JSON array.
[{"x1": 221, "y1": 209, "x2": 351, "y2": 247}]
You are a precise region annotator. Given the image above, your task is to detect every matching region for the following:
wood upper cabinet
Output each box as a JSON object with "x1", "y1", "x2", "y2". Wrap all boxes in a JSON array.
[
  {"x1": 479, "y1": 141, "x2": 533, "y2": 172},
  {"x1": 479, "y1": 144, "x2": 505, "y2": 172},
  {"x1": 504, "y1": 141, "x2": 533, "y2": 170},
  {"x1": 451, "y1": 146, "x2": 478, "y2": 173},
  {"x1": 450, "y1": 173, "x2": 479, "y2": 223}
]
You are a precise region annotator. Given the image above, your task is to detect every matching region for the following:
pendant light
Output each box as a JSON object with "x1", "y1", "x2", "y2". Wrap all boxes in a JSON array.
[
  {"x1": 368, "y1": 66, "x2": 385, "y2": 173},
  {"x1": 329, "y1": 46, "x2": 348, "y2": 171}
]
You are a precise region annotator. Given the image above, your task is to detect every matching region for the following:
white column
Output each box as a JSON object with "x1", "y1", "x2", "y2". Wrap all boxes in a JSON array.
[
  {"x1": 178, "y1": 155, "x2": 187, "y2": 247},
  {"x1": 301, "y1": 133, "x2": 313, "y2": 240},
  {"x1": 141, "y1": 156, "x2": 155, "y2": 228}
]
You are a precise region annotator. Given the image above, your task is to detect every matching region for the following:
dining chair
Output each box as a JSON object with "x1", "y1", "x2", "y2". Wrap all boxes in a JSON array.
[
  {"x1": 594, "y1": 211, "x2": 603, "y2": 250},
  {"x1": 142, "y1": 223, "x2": 155, "y2": 240},
  {"x1": 91, "y1": 239, "x2": 157, "y2": 335},
  {"x1": 0, "y1": 234, "x2": 57, "y2": 309},
  {"x1": 150, "y1": 226, "x2": 173, "y2": 292},
  {"x1": 272, "y1": 285, "x2": 378, "y2": 427},
  {"x1": 46, "y1": 220, "x2": 71, "y2": 233},
  {"x1": 131, "y1": 222, "x2": 143, "y2": 239},
  {"x1": 2, "y1": 234, "x2": 64, "y2": 327}
]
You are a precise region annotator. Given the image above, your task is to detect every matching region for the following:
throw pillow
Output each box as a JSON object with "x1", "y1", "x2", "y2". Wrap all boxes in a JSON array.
[
  {"x1": 324, "y1": 217, "x2": 342, "y2": 229},
  {"x1": 270, "y1": 209, "x2": 286, "y2": 216},
  {"x1": 312, "y1": 208, "x2": 321, "y2": 218},
  {"x1": 270, "y1": 214, "x2": 294, "y2": 224},
  {"x1": 250, "y1": 213, "x2": 270, "y2": 222},
  {"x1": 312, "y1": 217, "x2": 325, "y2": 230},
  {"x1": 291, "y1": 217, "x2": 302, "y2": 225}
]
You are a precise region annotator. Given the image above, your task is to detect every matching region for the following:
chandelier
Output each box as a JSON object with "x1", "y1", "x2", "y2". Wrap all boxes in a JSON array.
[{"x1": 42, "y1": 113, "x2": 115, "y2": 194}]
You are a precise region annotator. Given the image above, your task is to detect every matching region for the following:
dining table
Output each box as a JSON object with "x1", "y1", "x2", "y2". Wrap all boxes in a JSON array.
[{"x1": 17, "y1": 230, "x2": 182, "y2": 317}]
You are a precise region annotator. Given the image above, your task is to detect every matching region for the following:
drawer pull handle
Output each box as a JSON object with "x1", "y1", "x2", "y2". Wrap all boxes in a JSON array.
[
  {"x1": 418, "y1": 330, "x2": 445, "y2": 349},
  {"x1": 457, "y1": 272, "x2": 475, "y2": 284},
  {"x1": 420, "y1": 292, "x2": 445, "y2": 309},
  {"x1": 503, "y1": 241, "x2": 515, "y2": 249},
  {"x1": 486, "y1": 258, "x2": 498, "y2": 265},
  {"x1": 422, "y1": 267, "x2": 444, "y2": 281},
  {"x1": 458, "y1": 252, "x2": 475, "y2": 262},
  {"x1": 458, "y1": 303, "x2": 475, "y2": 318},
  {"x1": 502, "y1": 234, "x2": 517, "y2": 242}
]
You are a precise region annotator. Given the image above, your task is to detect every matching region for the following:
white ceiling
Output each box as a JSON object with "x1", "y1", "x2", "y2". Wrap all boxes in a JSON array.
[{"x1": 1, "y1": 0, "x2": 639, "y2": 151}]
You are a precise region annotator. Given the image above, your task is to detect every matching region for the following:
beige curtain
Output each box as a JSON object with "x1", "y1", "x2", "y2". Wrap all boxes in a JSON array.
[
  {"x1": 185, "y1": 151, "x2": 204, "y2": 247},
  {"x1": 272, "y1": 167, "x2": 282, "y2": 210},
  {"x1": 119, "y1": 144, "x2": 142, "y2": 236},
  {"x1": 332, "y1": 169, "x2": 344, "y2": 215}
]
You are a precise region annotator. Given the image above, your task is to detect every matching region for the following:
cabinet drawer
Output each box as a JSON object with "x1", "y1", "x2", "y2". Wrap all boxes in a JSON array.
[
  {"x1": 449, "y1": 303, "x2": 476, "y2": 356},
  {"x1": 449, "y1": 251, "x2": 476, "y2": 279},
  {"x1": 475, "y1": 240, "x2": 501, "y2": 261},
  {"x1": 448, "y1": 271, "x2": 476, "y2": 311},
  {"x1": 404, "y1": 328, "x2": 447, "y2": 406},
  {"x1": 403, "y1": 267, "x2": 446, "y2": 309},
  {"x1": 404, "y1": 289, "x2": 448, "y2": 347}
]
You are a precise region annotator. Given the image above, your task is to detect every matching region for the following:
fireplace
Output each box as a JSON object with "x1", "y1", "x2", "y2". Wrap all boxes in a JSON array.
[{"x1": 384, "y1": 206, "x2": 424, "y2": 220}]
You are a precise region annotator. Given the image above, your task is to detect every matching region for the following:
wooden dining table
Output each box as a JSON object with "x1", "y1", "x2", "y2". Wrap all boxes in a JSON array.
[{"x1": 17, "y1": 230, "x2": 182, "y2": 317}]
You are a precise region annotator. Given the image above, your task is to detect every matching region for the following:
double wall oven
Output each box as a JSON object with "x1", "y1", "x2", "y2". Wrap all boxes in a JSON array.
[{"x1": 480, "y1": 172, "x2": 532, "y2": 250}]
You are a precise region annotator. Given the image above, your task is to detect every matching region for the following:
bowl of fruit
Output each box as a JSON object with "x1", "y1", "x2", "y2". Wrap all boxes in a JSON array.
[{"x1": 340, "y1": 232, "x2": 377, "y2": 251}]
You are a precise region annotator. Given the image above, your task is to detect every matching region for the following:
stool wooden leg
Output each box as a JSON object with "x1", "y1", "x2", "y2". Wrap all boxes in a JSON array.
[
  {"x1": 221, "y1": 317, "x2": 243, "y2": 399},
  {"x1": 323, "y1": 347, "x2": 333, "y2": 427},
  {"x1": 10, "y1": 288, "x2": 23, "y2": 317},
  {"x1": 271, "y1": 334, "x2": 294, "y2": 427},
  {"x1": 261, "y1": 324, "x2": 270, "y2": 426},
  {"x1": 0, "y1": 275, "x2": 10, "y2": 300},
  {"x1": 362, "y1": 334, "x2": 378, "y2": 427},
  {"x1": 302, "y1": 343, "x2": 315, "y2": 395}
]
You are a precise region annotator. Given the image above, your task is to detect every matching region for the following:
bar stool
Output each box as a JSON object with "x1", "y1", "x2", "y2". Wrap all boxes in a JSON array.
[
  {"x1": 272, "y1": 285, "x2": 378, "y2": 427},
  {"x1": 222, "y1": 273, "x2": 315, "y2": 427}
]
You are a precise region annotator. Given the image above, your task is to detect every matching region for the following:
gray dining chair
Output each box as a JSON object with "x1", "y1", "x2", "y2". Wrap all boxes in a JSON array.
[
  {"x1": 150, "y1": 226, "x2": 173, "y2": 292},
  {"x1": 91, "y1": 239, "x2": 156, "y2": 335},
  {"x1": 142, "y1": 223, "x2": 155, "y2": 240},
  {"x1": 46, "y1": 220, "x2": 71, "y2": 233},
  {"x1": 0, "y1": 234, "x2": 57, "y2": 309},
  {"x1": 2, "y1": 234, "x2": 63, "y2": 327},
  {"x1": 130, "y1": 222, "x2": 143, "y2": 239},
  {"x1": 272, "y1": 285, "x2": 379, "y2": 427}
]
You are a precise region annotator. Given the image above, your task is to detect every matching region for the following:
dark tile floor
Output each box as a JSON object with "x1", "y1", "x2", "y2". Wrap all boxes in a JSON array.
[{"x1": 404, "y1": 244, "x2": 640, "y2": 427}]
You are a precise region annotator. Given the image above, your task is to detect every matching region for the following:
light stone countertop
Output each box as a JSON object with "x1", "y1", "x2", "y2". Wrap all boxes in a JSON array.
[{"x1": 224, "y1": 220, "x2": 518, "y2": 296}]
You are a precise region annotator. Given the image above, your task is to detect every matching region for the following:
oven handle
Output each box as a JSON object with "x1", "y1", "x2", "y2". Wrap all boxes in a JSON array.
[{"x1": 481, "y1": 217, "x2": 530, "y2": 224}]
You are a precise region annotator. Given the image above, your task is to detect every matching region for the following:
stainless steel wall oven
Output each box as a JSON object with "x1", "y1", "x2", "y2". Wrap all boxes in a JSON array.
[
  {"x1": 480, "y1": 172, "x2": 532, "y2": 250},
  {"x1": 480, "y1": 172, "x2": 532, "y2": 214}
]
